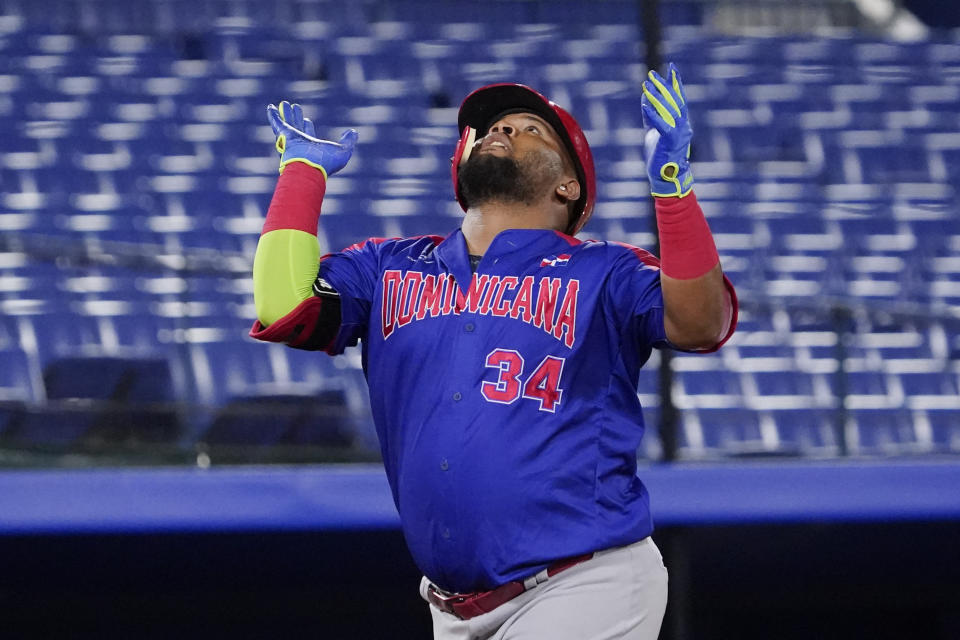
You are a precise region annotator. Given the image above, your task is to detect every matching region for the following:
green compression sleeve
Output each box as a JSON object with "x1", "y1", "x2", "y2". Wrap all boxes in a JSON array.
[{"x1": 253, "y1": 228, "x2": 321, "y2": 327}]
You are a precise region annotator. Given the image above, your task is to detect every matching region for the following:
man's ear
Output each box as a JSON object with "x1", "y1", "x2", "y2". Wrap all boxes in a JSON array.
[{"x1": 555, "y1": 179, "x2": 580, "y2": 204}]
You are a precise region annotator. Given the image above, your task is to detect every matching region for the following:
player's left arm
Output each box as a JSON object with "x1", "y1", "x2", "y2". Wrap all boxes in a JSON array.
[{"x1": 641, "y1": 63, "x2": 736, "y2": 351}]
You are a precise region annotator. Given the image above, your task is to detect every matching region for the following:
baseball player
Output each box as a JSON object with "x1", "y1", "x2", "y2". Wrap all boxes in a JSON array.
[{"x1": 251, "y1": 63, "x2": 736, "y2": 639}]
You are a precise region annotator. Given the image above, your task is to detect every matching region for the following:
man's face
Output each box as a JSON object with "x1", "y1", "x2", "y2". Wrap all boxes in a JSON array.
[{"x1": 457, "y1": 112, "x2": 573, "y2": 210}]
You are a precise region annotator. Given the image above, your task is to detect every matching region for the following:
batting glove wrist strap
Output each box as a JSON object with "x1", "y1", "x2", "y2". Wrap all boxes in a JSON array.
[
  {"x1": 267, "y1": 101, "x2": 358, "y2": 177},
  {"x1": 641, "y1": 63, "x2": 694, "y2": 198}
]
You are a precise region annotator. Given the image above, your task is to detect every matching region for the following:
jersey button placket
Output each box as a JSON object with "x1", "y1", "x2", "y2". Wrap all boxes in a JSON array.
[
  {"x1": 439, "y1": 308, "x2": 481, "y2": 558},
  {"x1": 456, "y1": 318, "x2": 475, "y2": 403}
]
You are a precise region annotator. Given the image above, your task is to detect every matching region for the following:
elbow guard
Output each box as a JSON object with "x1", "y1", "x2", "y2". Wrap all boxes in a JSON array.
[{"x1": 250, "y1": 276, "x2": 342, "y2": 352}]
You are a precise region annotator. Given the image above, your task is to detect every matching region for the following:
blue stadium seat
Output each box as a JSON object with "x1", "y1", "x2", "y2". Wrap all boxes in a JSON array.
[
  {"x1": 108, "y1": 311, "x2": 178, "y2": 355},
  {"x1": 681, "y1": 408, "x2": 767, "y2": 457},
  {"x1": 637, "y1": 362, "x2": 659, "y2": 399},
  {"x1": 766, "y1": 217, "x2": 843, "y2": 256},
  {"x1": 726, "y1": 343, "x2": 796, "y2": 373},
  {"x1": 319, "y1": 214, "x2": 400, "y2": 253},
  {"x1": 25, "y1": 312, "x2": 103, "y2": 365},
  {"x1": 43, "y1": 355, "x2": 173, "y2": 402},
  {"x1": 855, "y1": 141, "x2": 933, "y2": 184},
  {"x1": 898, "y1": 370, "x2": 959, "y2": 407},
  {"x1": 844, "y1": 370, "x2": 899, "y2": 407},
  {"x1": 638, "y1": 405, "x2": 662, "y2": 461},
  {"x1": 863, "y1": 327, "x2": 940, "y2": 366},
  {"x1": 202, "y1": 390, "x2": 355, "y2": 448},
  {"x1": 926, "y1": 409, "x2": 960, "y2": 452},
  {"x1": 767, "y1": 408, "x2": 839, "y2": 456},
  {"x1": 847, "y1": 408, "x2": 919, "y2": 455},
  {"x1": 184, "y1": 332, "x2": 344, "y2": 406},
  {"x1": 745, "y1": 370, "x2": 825, "y2": 410},
  {"x1": 1, "y1": 353, "x2": 181, "y2": 449},
  {"x1": 675, "y1": 369, "x2": 743, "y2": 409},
  {"x1": 910, "y1": 219, "x2": 960, "y2": 257},
  {"x1": 1, "y1": 404, "x2": 98, "y2": 448},
  {"x1": 0, "y1": 348, "x2": 35, "y2": 403}
]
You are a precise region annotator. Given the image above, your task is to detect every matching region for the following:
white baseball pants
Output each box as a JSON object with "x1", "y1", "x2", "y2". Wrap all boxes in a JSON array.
[{"x1": 420, "y1": 537, "x2": 669, "y2": 640}]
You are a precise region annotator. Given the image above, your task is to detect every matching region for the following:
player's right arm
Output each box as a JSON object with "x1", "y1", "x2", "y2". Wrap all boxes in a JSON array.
[
  {"x1": 250, "y1": 101, "x2": 358, "y2": 350},
  {"x1": 640, "y1": 64, "x2": 736, "y2": 351}
]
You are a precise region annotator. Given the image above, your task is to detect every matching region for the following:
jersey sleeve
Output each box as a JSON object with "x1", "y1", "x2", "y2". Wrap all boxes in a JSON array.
[
  {"x1": 603, "y1": 242, "x2": 737, "y2": 354},
  {"x1": 603, "y1": 243, "x2": 671, "y2": 350},
  {"x1": 315, "y1": 238, "x2": 390, "y2": 354},
  {"x1": 250, "y1": 238, "x2": 387, "y2": 353}
]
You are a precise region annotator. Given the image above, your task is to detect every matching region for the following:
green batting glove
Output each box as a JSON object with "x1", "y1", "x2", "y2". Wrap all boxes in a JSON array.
[
  {"x1": 267, "y1": 101, "x2": 358, "y2": 177},
  {"x1": 641, "y1": 63, "x2": 694, "y2": 198}
]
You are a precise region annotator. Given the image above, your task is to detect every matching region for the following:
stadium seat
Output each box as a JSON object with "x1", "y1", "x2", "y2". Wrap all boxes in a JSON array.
[
  {"x1": 899, "y1": 371, "x2": 960, "y2": 411},
  {"x1": 743, "y1": 370, "x2": 827, "y2": 410},
  {"x1": 0, "y1": 348, "x2": 183, "y2": 449},
  {"x1": 675, "y1": 369, "x2": 743, "y2": 409},
  {"x1": 766, "y1": 408, "x2": 840, "y2": 456},
  {"x1": 0, "y1": 347, "x2": 36, "y2": 436},
  {"x1": 844, "y1": 371, "x2": 902, "y2": 410},
  {"x1": 638, "y1": 405, "x2": 662, "y2": 461},
  {"x1": 846, "y1": 408, "x2": 920, "y2": 456},
  {"x1": 926, "y1": 409, "x2": 960, "y2": 453},
  {"x1": 43, "y1": 355, "x2": 173, "y2": 402},
  {"x1": 680, "y1": 407, "x2": 768, "y2": 458},
  {"x1": 202, "y1": 390, "x2": 355, "y2": 449}
]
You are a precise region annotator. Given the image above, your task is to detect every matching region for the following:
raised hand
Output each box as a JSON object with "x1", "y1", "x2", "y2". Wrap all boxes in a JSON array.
[
  {"x1": 641, "y1": 63, "x2": 694, "y2": 198},
  {"x1": 267, "y1": 100, "x2": 358, "y2": 177}
]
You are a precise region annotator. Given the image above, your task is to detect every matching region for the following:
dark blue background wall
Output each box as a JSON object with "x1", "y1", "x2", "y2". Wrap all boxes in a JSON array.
[
  {"x1": 904, "y1": 0, "x2": 960, "y2": 28},
  {"x1": 2, "y1": 522, "x2": 959, "y2": 640}
]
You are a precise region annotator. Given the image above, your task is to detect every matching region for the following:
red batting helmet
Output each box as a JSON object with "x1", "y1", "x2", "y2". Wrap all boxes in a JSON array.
[{"x1": 452, "y1": 83, "x2": 596, "y2": 235}]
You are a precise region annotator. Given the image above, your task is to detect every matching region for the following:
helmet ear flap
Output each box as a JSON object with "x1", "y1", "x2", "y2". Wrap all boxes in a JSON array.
[{"x1": 452, "y1": 126, "x2": 477, "y2": 210}]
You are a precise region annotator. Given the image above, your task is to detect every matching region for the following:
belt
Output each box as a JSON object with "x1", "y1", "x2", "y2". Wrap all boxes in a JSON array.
[{"x1": 426, "y1": 553, "x2": 594, "y2": 621}]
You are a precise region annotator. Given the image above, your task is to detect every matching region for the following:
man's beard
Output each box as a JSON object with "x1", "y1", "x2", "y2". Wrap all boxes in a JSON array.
[{"x1": 457, "y1": 151, "x2": 557, "y2": 210}]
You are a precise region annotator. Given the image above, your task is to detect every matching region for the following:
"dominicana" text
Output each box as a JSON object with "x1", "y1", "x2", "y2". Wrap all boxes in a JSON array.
[{"x1": 380, "y1": 271, "x2": 580, "y2": 348}]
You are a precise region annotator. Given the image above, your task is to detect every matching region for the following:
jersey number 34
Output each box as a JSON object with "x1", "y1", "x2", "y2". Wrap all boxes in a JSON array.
[{"x1": 481, "y1": 348, "x2": 565, "y2": 413}]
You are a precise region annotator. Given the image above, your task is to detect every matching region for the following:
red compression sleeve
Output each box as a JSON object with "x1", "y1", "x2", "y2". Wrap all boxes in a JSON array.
[
  {"x1": 654, "y1": 192, "x2": 720, "y2": 280},
  {"x1": 261, "y1": 162, "x2": 327, "y2": 235}
]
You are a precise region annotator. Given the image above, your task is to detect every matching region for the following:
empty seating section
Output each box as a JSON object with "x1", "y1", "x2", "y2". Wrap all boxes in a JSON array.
[
  {"x1": 673, "y1": 305, "x2": 960, "y2": 457},
  {"x1": 0, "y1": 0, "x2": 957, "y2": 459}
]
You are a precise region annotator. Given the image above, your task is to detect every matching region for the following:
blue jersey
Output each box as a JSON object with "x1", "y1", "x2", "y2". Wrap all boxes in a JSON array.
[{"x1": 270, "y1": 227, "x2": 734, "y2": 592}]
